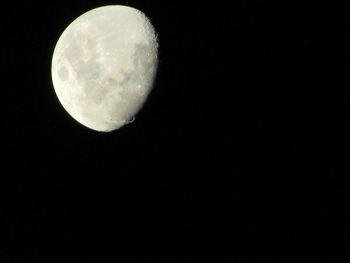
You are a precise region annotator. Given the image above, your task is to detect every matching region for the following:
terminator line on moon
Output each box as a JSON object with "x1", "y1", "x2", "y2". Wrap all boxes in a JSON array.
[{"x1": 51, "y1": 5, "x2": 159, "y2": 132}]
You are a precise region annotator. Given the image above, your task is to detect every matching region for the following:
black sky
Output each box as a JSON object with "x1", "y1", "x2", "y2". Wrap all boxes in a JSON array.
[{"x1": 1, "y1": 0, "x2": 350, "y2": 262}]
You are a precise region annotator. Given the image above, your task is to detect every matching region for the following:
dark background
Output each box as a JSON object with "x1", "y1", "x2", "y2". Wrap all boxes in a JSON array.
[{"x1": 1, "y1": 0, "x2": 349, "y2": 262}]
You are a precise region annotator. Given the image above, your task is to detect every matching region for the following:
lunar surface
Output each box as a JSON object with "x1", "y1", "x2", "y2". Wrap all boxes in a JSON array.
[{"x1": 51, "y1": 5, "x2": 158, "y2": 132}]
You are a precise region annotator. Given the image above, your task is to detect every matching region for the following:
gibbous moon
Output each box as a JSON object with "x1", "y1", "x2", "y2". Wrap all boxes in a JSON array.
[{"x1": 51, "y1": 5, "x2": 158, "y2": 132}]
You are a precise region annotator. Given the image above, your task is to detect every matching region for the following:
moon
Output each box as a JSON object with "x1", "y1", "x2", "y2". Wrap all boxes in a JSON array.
[{"x1": 51, "y1": 5, "x2": 158, "y2": 132}]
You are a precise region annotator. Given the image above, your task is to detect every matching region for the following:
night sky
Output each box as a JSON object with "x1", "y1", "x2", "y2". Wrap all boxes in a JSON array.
[{"x1": 1, "y1": 0, "x2": 349, "y2": 262}]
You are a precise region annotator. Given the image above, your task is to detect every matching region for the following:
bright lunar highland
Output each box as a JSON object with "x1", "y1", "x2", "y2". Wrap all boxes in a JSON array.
[{"x1": 51, "y1": 5, "x2": 158, "y2": 132}]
